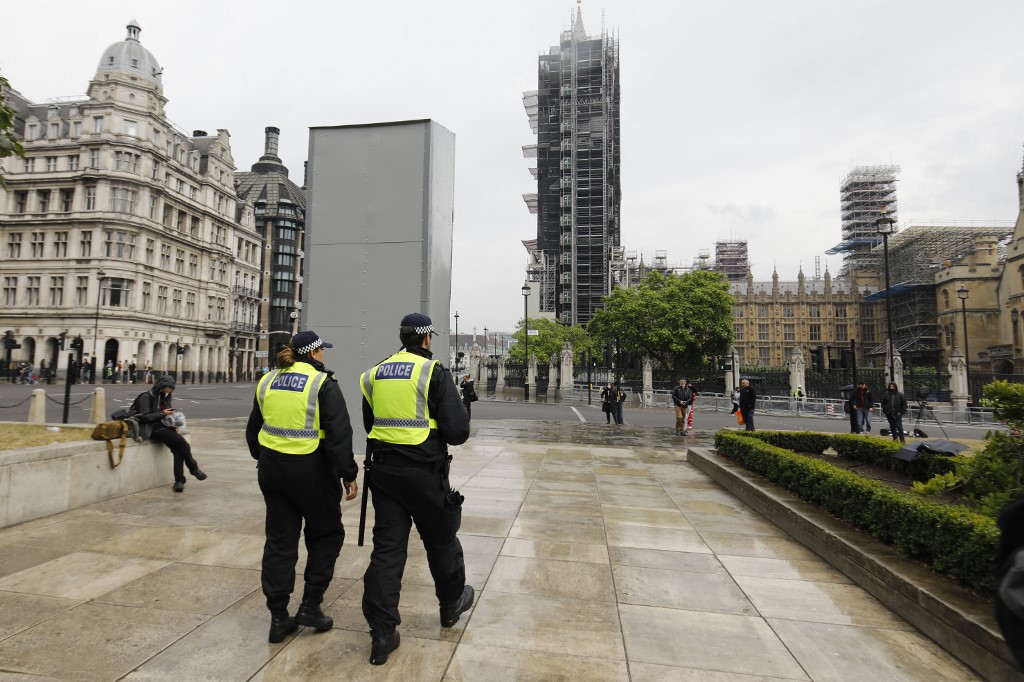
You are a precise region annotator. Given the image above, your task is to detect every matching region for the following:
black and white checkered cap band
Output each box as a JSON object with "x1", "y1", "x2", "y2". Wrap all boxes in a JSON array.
[
  {"x1": 414, "y1": 325, "x2": 434, "y2": 335},
  {"x1": 296, "y1": 339, "x2": 323, "y2": 355}
]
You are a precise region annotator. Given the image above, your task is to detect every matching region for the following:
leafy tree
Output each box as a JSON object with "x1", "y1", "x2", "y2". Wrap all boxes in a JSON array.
[
  {"x1": 587, "y1": 270, "x2": 734, "y2": 368},
  {"x1": 507, "y1": 317, "x2": 597, "y2": 366},
  {"x1": 0, "y1": 73, "x2": 25, "y2": 191}
]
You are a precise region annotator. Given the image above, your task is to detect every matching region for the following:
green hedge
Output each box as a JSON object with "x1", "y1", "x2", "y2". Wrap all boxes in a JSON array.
[
  {"x1": 737, "y1": 430, "x2": 963, "y2": 482},
  {"x1": 714, "y1": 430, "x2": 998, "y2": 592}
]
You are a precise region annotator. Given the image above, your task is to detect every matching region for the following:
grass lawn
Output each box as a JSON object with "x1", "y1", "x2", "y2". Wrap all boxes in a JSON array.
[{"x1": 0, "y1": 424, "x2": 94, "y2": 451}]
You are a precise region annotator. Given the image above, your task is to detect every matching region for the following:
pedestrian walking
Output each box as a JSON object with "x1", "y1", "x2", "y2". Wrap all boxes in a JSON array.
[
  {"x1": 460, "y1": 374, "x2": 477, "y2": 420},
  {"x1": 671, "y1": 378, "x2": 690, "y2": 435},
  {"x1": 613, "y1": 383, "x2": 627, "y2": 425},
  {"x1": 134, "y1": 376, "x2": 207, "y2": 492},
  {"x1": 359, "y1": 313, "x2": 473, "y2": 665},
  {"x1": 852, "y1": 381, "x2": 874, "y2": 434},
  {"x1": 793, "y1": 385, "x2": 804, "y2": 413},
  {"x1": 881, "y1": 382, "x2": 907, "y2": 443},
  {"x1": 129, "y1": 361, "x2": 136, "y2": 384},
  {"x1": 738, "y1": 378, "x2": 757, "y2": 431},
  {"x1": 246, "y1": 330, "x2": 358, "y2": 644},
  {"x1": 730, "y1": 386, "x2": 740, "y2": 415},
  {"x1": 600, "y1": 382, "x2": 614, "y2": 424}
]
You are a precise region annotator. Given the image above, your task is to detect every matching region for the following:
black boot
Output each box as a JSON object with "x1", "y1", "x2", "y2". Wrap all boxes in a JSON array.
[
  {"x1": 295, "y1": 602, "x2": 333, "y2": 631},
  {"x1": 268, "y1": 616, "x2": 297, "y2": 643},
  {"x1": 440, "y1": 585, "x2": 475, "y2": 627},
  {"x1": 369, "y1": 629, "x2": 400, "y2": 665}
]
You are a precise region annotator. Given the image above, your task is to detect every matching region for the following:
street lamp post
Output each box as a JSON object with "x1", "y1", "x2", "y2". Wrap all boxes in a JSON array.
[
  {"x1": 875, "y1": 214, "x2": 897, "y2": 385},
  {"x1": 958, "y1": 286, "x2": 971, "y2": 404},
  {"x1": 522, "y1": 284, "x2": 530, "y2": 401},
  {"x1": 290, "y1": 310, "x2": 298, "y2": 335},
  {"x1": 92, "y1": 269, "x2": 106, "y2": 384},
  {"x1": 483, "y1": 327, "x2": 488, "y2": 357},
  {"x1": 454, "y1": 311, "x2": 460, "y2": 373}
]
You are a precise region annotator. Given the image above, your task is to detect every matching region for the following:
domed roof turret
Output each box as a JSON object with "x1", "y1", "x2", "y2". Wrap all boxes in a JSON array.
[{"x1": 95, "y1": 20, "x2": 162, "y2": 88}]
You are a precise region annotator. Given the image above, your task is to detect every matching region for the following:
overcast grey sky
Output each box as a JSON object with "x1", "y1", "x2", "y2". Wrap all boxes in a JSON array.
[{"x1": 4, "y1": 0, "x2": 1023, "y2": 333}]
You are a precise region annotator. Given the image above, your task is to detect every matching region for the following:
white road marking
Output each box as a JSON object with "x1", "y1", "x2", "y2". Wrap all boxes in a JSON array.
[{"x1": 570, "y1": 407, "x2": 586, "y2": 423}]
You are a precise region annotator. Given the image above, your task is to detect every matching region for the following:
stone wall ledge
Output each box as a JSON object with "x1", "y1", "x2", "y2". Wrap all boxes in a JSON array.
[{"x1": 688, "y1": 446, "x2": 1023, "y2": 682}]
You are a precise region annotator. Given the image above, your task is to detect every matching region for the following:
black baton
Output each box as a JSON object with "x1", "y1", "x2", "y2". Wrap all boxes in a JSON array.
[{"x1": 358, "y1": 443, "x2": 372, "y2": 546}]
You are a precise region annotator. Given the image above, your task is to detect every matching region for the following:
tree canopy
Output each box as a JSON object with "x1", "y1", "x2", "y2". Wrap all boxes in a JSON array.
[
  {"x1": 507, "y1": 317, "x2": 597, "y2": 366},
  {"x1": 0, "y1": 74, "x2": 24, "y2": 190},
  {"x1": 587, "y1": 270, "x2": 734, "y2": 367}
]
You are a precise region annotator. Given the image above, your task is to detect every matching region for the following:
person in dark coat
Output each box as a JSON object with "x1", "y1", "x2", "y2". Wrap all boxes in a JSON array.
[
  {"x1": 460, "y1": 374, "x2": 477, "y2": 420},
  {"x1": 881, "y1": 382, "x2": 908, "y2": 443},
  {"x1": 738, "y1": 378, "x2": 756, "y2": 431},
  {"x1": 134, "y1": 375, "x2": 206, "y2": 492},
  {"x1": 600, "y1": 382, "x2": 614, "y2": 424},
  {"x1": 359, "y1": 313, "x2": 472, "y2": 665},
  {"x1": 852, "y1": 381, "x2": 874, "y2": 434},
  {"x1": 246, "y1": 331, "x2": 359, "y2": 644},
  {"x1": 671, "y1": 378, "x2": 694, "y2": 435}
]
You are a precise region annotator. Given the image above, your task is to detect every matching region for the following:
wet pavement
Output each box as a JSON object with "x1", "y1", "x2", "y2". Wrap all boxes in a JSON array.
[{"x1": 0, "y1": 420, "x2": 980, "y2": 680}]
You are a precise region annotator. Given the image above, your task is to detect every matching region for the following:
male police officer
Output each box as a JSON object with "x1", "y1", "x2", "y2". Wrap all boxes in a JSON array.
[{"x1": 359, "y1": 313, "x2": 472, "y2": 665}]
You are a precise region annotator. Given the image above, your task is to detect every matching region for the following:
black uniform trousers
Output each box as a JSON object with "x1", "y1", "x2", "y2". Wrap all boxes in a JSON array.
[
  {"x1": 258, "y1": 449, "x2": 344, "y2": 616},
  {"x1": 362, "y1": 461, "x2": 465, "y2": 634},
  {"x1": 149, "y1": 427, "x2": 199, "y2": 483}
]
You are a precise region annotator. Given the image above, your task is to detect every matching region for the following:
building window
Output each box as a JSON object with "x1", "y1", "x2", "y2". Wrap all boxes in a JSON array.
[
  {"x1": 14, "y1": 191, "x2": 27, "y2": 213},
  {"x1": 85, "y1": 186, "x2": 96, "y2": 209},
  {"x1": 835, "y1": 324, "x2": 848, "y2": 342},
  {"x1": 49, "y1": 123, "x2": 59, "y2": 139},
  {"x1": 52, "y1": 231, "x2": 68, "y2": 257},
  {"x1": 276, "y1": 253, "x2": 297, "y2": 268},
  {"x1": 176, "y1": 210, "x2": 186, "y2": 232},
  {"x1": 114, "y1": 152, "x2": 138, "y2": 173},
  {"x1": 190, "y1": 216, "x2": 199, "y2": 237},
  {"x1": 30, "y1": 232, "x2": 44, "y2": 257},
  {"x1": 834, "y1": 304, "x2": 847, "y2": 318},
  {"x1": 757, "y1": 304, "x2": 769, "y2": 318},
  {"x1": 109, "y1": 187, "x2": 137, "y2": 214},
  {"x1": 2, "y1": 277, "x2": 17, "y2": 306},
  {"x1": 759, "y1": 347, "x2": 771, "y2": 365},
  {"x1": 79, "y1": 231, "x2": 92, "y2": 257},
  {"x1": 71, "y1": 121, "x2": 81, "y2": 137},
  {"x1": 145, "y1": 239, "x2": 155, "y2": 264},
  {"x1": 275, "y1": 226, "x2": 298, "y2": 242},
  {"x1": 783, "y1": 304, "x2": 794, "y2": 318},
  {"x1": 942, "y1": 290, "x2": 950, "y2": 310},
  {"x1": 105, "y1": 278, "x2": 133, "y2": 307},
  {"x1": 176, "y1": 178, "x2": 184, "y2": 194},
  {"x1": 808, "y1": 305, "x2": 822, "y2": 318},
  {"x1": 7, "y1": 232, "x2": 22, "y2": 258},
  {"x1": 162, "y1": 204, "x2": 173, "y2": 226},
  {"x1": 141, "y1": 282, "x2": 151, "y2": 312},
  {"x1": 151, "y1": 128, "x2": 161, "y2": 144},
  {"x1": 861, "y1": 304, "x2": 875, "y2": 320},
  {"x1": 60, "y1": 189, "x2": 74, "y2": 212},
  {"x1": 809, "y1": 324, "x2": 821, "y2": 341},
  {"x1": 862, "y1": 324, "x2": 876, "y2": 343},
  {"x1": 188, "y1": 254, "x2": 198, "y2": 277},
  {"x1": 152, "y1": 160, "x2": 160, "y2": 180},
  {"x1": 67, "y1": 155, "x2": 80, "y2": 171},
  {"x1": 75, "y1": 276, "x2": 88, "y2": 306},
  {"x1": 149, "y1": 195, "x2": 158, "y2": 220},
  {"x1": 23, "y1": 157, "x2": 34, "y2": 173},
  {"x1": 757, "y1": 324, "x2": 770, "y2": 341},
  {"x1": 49, "y1": 277, "x2": 64, "y2": 306},
  {"x1": 26, "y1": 124, "x2": 36, "y2": 140},
  {"x1": 157, "y1": 286, "x2": 168, "y2": 314},
  {"x1": 92, "y1": 116, "x2": 104, "y2": 133},
  {"x1": 26, "y1": 276, "x2": 40, "y2": 306},
  {"x1": 172, "y1": 289, "x2": 183, "y2": 316},
  {"x1": 783, "y1": 324, "x2": 795, "y2": 341},
  {"x1": 160, "y1": 245, "x2": 171, "y2": 269},
  {"x1": 122, "y1": 119, "x2": 138, "y2": 136},
  {"x1": 186, "y1": 292, "x2": 196, "y2": 318},
  {"x1": 733, "y1": 324, "x2": 744, "y2": 341},
  {"x1": 46, "y1": 156, "x2": 57, "y2": 172},
  {"x1": 89, "y1": 149, "x2": 100, "y2": 168},
  {"x1": 104, "y1": 231, "x2": 136, "y2": 259},
  {"x1": 37, "y1": 190, "x2": 50, "y2": 213},
  {"x1": 175, "y1": 249, "x2": 185, "y2": 274}
]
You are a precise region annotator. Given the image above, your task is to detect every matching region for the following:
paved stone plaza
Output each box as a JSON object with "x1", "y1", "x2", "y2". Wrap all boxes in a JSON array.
[{"x1": 0, "y1": 421, "x2": 980, "y2": 680}]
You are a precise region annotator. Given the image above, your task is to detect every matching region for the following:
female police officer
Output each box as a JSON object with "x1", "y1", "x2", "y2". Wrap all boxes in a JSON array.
[{"x1": 245, "y1": 330, "x2": 358, "y2": 643}]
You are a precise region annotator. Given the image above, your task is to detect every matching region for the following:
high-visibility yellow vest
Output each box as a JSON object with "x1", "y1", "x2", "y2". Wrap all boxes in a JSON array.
[
  {"x1": 256, "y1": 363, "x2": 328, "y2": 454},
  {"x1": 360, "y1": 351, "x2": 438, "y2": 445}
]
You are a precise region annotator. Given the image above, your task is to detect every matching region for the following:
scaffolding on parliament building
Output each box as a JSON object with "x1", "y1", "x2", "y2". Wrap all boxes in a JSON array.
[
  {"x1": 521, "y1": 6, "x2": 620, "y2": 325},
  {"x1": 863, "y1": 222, "x2": 1014, "y2": 366},
  {"x1": 827, "y1": 165, "x2": 900, "y2": 277},
  {"x1": 714, "y1": 240, "x2": 749, "y2": 281}
]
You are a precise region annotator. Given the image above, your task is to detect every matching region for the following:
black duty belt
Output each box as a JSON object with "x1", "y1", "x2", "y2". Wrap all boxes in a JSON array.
[{"x1": 372, "y1": 450, "x2": 438, "y2": 470}]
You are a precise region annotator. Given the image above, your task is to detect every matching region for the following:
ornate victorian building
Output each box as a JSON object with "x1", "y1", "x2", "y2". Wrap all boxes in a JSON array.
[{"x1": 0, "y1": 21, "x2": 261, "y2": 380}]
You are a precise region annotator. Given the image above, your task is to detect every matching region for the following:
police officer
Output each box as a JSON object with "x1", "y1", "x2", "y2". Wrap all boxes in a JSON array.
[
  {"x1": 359, "y1": 313, "x2": 472, "y2": 665},
  {"x1": 245, "y1": 330, "x2": 358, "y2": 644}
]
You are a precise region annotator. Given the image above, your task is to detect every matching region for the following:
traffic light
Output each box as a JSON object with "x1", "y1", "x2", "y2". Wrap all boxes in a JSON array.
[
  {"x1": 59, "y1": 331, "x2": 67, "y2": 350},
  {"x1": 810, "y1": 346, "x2": 824, "y2": 372}
]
